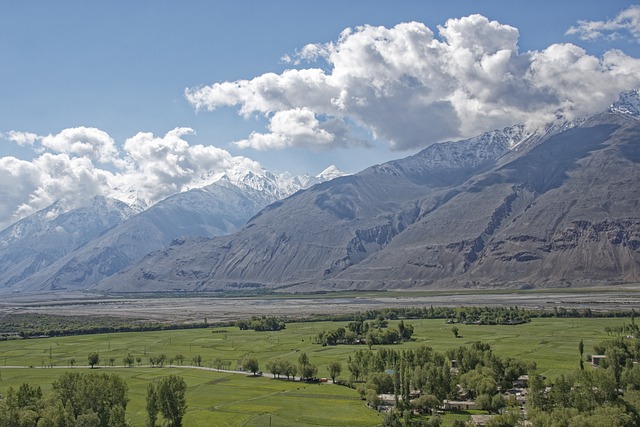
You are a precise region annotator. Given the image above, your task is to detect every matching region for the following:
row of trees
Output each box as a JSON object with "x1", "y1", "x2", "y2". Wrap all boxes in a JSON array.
[
  {"x1": 83, "y1": 352, "x2": 203, "y2": 369},
  {"x1": 244, "y1": 352, "x2": 326, "y2": 381},
  {"x1": 305, "y1": 306, "x2": 640, "y2": 324},
  {"x1": 239, "y1": 353, "x2": 345, "y2": 384},
  {"x1": 235, "y1": 316, "x2": 285, "y2": 331},
  {"x1": 2, "y1": 313, "x2": 213, "y2": 339}
]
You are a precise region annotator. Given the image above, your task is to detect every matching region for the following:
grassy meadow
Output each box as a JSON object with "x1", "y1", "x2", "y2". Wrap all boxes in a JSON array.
[{"x1": 0, "y1": 316, "x2": 632, "y2": 425}]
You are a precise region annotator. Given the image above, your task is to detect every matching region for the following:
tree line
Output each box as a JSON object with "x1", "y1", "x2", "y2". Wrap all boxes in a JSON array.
[
  {"x1": 300, "y1": 305, "x2": 640, "y2": 324},
  {"x1": 1, "y1": 313, "x2": 216, "y2": 339},
  {"x1": 5, "y1": 306, "x2": 638, "y2": 342},
  {"x1": 235, "y1": 316, "x2": 285, "y2": 331}
]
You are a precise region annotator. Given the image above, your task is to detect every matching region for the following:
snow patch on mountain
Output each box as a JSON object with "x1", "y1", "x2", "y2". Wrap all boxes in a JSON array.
[
  {"x1": 0, "y1": 196, "x2": 136, "y2": 249},
  {"x1": 609, "y1": 87, "x2": 640, "y2": 117},
  {"x1": 182, "y1": 160, "x2": 346, "y2": 204}
]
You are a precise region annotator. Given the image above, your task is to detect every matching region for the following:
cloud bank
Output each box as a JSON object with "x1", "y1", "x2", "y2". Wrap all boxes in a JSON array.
[
  {"x1": 0, "y1": 127, "x2": 260, "y2": 230},
  {"x1": 186, "y1": 14, "x2": 640, "y2": 151}
]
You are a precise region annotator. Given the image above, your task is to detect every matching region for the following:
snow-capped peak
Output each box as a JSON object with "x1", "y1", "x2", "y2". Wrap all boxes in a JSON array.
[
  {"x1": 317, "y1": 165, "x2": 347, "y2": 181},
  {"x1": 609, "y1": 87, "x2": 640, "y2": 117}
]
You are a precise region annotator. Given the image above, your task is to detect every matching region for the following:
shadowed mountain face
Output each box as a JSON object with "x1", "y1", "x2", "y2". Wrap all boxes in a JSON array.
[
  {"x1": 0, "y1": 196, "x2": 137, "y2": 291},
  {"x1": 99, "y1": 111, "x2": 640, "y2": 292},
  {"x1": 0, "y1": 163, "x2": 344, "y2": 293},
  {"x1": 3, "y1": 180, "x2": 284, "y2": 293}
]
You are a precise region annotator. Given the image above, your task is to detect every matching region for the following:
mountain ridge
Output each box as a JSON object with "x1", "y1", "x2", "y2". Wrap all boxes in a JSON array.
[
  {"x1": 99, "y1": 97, "x2": 640, "y2": 293},
  {"x1": 0, "y1": 164, "x2": 345, "y2": 293}
]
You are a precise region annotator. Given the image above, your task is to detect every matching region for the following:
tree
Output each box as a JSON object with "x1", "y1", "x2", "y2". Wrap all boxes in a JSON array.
[
  {"x1": 327, "y1": 361, "x2": 342, "y2": 383},
  {"x1": 298, "y1": 352, "x2": 317, "y2": 380},
  {"x1": 75, "y1": 411, "x2": 101, "y2": 427},
  {"x1": 298, "y1": 352, "x2": 310, "y2": 368},
  {"x1": 300, "y1": 363, "x2": 318, "y2": 380},
  {"x1": 243, "y1": 357, "x2": 260, "y2": 375},
  {"x1": 87, "y1": 352, "x2": 99, "y2": 368},
  {"x1": 365, "y1": 388, "x2": 381, "y2": 408},
  {"x1": 174, "y1": 354, "x2": 185, "y2": 366},
  {"x1": 451, "y1": 326, "x2": 460, "y2": 338},
  {"x1": 123, "y1": 353, "x2": 135, "y2": 368},
  {"x1": 53, "y1": 371, "x2": 128, "y2": 427},
  {"x1": 266, "y1": 359, "x2": 283, "y2": 378},
  {"x1": 213, "y1": 357, "x2": 230, "y2": 370},
  {"x1": 146, "y1": 382, "x2": 158, "y2": 427},
  {"x1": 156, "y1": 375, "x2": 187, "y2": 427},
  {"x1": 412, "y1": 394, "x2": 440, "y2": 415},
  {"x1": 192, "y1": 354, "x2": 202, "y2": 367},
  {"x1": 282, "y1": 360, "x2": 297, "y2": 380}
]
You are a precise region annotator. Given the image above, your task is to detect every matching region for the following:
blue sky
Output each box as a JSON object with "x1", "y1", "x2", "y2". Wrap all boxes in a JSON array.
[{"x1": 0, "y1": 1, "x2": 639, "y2": 229}]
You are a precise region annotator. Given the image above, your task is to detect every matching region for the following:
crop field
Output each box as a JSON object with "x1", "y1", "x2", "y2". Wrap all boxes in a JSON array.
[{"x1": 0, "y1": 316, "x2": 632, "y2": 425}]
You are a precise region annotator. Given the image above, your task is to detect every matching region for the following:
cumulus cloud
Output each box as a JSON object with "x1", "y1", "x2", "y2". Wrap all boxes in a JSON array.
[
  {"x1": 7, "y1": 127, "x2": 122, "y2": 166},
  {"x1": 120, "y1": 127, "x2": 236, "y2": 202},
  {"x1": 0, "y1": 153, "x2": 115, "y2": 229},
  {"x1": 234, "y1": 108, "x2": 339, "y2": 150},
  {"x1": 186, "y1": 14, "x2": 640, "y2": 151},
  {"x1": 0, "y1": 127, "x2": 259, "y2": 230},
  {"x1": 566, "y1": 5, "x2": 640, "y2": 42},
  {"x1": 6, "y1": 131, "x2": 39, "y2": 146}
]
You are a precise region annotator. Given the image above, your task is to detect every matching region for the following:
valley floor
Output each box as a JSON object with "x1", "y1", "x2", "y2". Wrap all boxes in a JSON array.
[{"x1": 1, "y1": 286, "x2": 640, "y2": 322}]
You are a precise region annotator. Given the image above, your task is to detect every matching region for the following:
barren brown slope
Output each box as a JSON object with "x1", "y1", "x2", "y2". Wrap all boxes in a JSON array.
[{"x1": 327, "y1": 113, "x2": 640, "y2": 290}]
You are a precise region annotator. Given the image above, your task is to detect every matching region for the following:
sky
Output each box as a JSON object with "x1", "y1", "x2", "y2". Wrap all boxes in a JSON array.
[{"x1": 1, "y1": 1, "x2": 640, "y2": 230}]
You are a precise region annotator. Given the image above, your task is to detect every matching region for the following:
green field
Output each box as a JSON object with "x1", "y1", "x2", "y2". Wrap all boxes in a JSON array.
[{"x1": 0, "y1": 317, "x2": 631, "y2": 425}]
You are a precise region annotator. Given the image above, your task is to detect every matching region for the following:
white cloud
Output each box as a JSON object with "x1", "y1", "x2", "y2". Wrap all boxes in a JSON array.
[
  {"x1": 566, "y1": 5, "x2": 640, "y2": 42},
  {"x1": 234, "y1": 108, "x2": 337, "y2": 150},
  {"x1": 186, "y1": 15, "x2": 640, "y2": 151},
  {"x1": 0, "y1": 153, "x2": 115, "y2": 229},
  {"x1": 121, "y1": 127, "x2": 235, "y2": 202},
  {"x1": 6, "y1": 131, "x2": 39, "y2": 146},
  {"x1": 7, "y1": 127, "x2": 123, "y2": 166},
  {"x1": 40, "y1": 127, "x2": 121, "y2": 166},
  {"x1": 0, "y1": 127, "x2": 262, "y2": 230}
]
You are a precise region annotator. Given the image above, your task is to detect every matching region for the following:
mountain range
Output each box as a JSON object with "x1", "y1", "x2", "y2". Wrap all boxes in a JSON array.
[
  {"x1": 3, "y1": 89, "x2": 639, "y2": 294},
  {"x1": 98, "y1": 88, "x2": 640, "y2": 293},
  {"x1": 0, "y1": 165, "x2": 343, "y2": 293}
]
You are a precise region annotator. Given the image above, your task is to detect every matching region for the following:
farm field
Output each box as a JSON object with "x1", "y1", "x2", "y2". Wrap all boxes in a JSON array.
[
  {"x1": 0, "y1": 317, "x2": 632, "y2": 425},
  {"x1": 0, "y1": 367, "x2": 380, "y2": 426}
]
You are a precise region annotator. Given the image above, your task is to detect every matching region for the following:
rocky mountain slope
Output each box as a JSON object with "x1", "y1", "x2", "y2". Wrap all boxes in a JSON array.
[
  {"x1": 101, "y1": 94, "x2": 640, "y2": 292},
  {"x1": 0, "y1": 165, "x2": 344, "y2": 293},
  {"x1": 0, "y1": 196, "x2": 137, "y2": 290}
]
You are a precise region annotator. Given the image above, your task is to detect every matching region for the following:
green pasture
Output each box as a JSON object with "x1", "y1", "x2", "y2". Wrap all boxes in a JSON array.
[
  {"x1": 0, "y1": 317, "x2": 626, "y2": 377},
  {"x1": 0, "y1": 367, "x2": 380, "y2": 426},
  {"x1": 0, "y1": 316, "x2": 632, "y2": 425}
]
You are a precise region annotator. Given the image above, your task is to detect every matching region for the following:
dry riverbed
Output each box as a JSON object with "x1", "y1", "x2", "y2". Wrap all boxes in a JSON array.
[{"x1": 2, "y1": 287, "x2": 640, "y2": 323}]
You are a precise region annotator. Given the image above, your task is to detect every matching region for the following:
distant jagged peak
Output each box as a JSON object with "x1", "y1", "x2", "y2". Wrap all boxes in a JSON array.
[
  {"x1": 399, "y1": 124, "x2": 531, "y2": 172},
  {"x1": 317, "y1": 165, "x2": 348, "y2": 181},
  {"x1": 609, "y1": 87, "x2": 640, "y2": 117}
]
